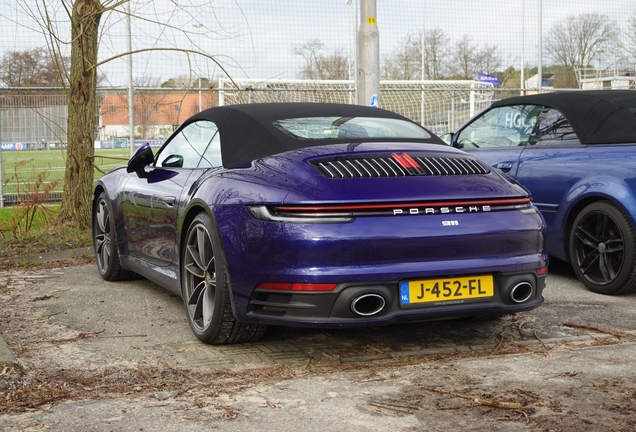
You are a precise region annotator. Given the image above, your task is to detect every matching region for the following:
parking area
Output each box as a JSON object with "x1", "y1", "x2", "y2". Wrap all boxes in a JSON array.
[{"x1": 1, "y1": 258, "x2": 636, "y2": 431}]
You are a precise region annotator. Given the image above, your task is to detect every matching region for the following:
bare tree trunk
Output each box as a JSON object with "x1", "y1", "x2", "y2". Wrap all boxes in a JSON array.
[{"x1": 59, "y1": 0, "x2": 103, "y2": 228}]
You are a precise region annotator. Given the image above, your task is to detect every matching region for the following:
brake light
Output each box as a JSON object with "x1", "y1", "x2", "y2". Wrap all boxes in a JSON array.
[{"x1": 256, "y1": 282, "x2": 338, "y2": 291}]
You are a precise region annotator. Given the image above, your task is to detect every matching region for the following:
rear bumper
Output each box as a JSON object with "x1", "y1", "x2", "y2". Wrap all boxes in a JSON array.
[
  {"x1": 244, "y1": 270, "x2": 545, "y2": 327},
  {"x1": 214, "y1": 204, "x2": 547, "y2": 326}
]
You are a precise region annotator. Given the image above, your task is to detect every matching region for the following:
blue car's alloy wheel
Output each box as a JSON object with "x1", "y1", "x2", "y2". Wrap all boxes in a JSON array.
[
  {"x1": 93, "y1": 192, "x2": 133, "y2": 281},
  {"x1": 570, "y1": 201, "x2": 636, "y2": 295},
  {"x1": 182, "y1": 212, "x2": 266, "y2": 344}
]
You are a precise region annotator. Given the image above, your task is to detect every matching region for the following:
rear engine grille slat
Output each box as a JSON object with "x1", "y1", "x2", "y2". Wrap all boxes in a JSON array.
[
  {"x1": 379, "y1": 158, "x2": 399, "y2": 176},
  {"x1": 311, "y1": 154, "x2": 490, "y2": 179},
  {"x1": 387, "y1": 158, "x2": 408, "y2": 176},
  {"x1": 370, "y1": 159, "x2": 389, "y2": 177},
  {"x1": 346, "y1": 160, "x2": 364, "y2": 177},
  {"x1": 362, "y1": 159, "x2": 381, "y2": 177},
  {"x1": 336, "y1": 160, "x2": 354, "y2": 178},
  {"x1": 328, "y1": 161, "x2": 345, "y2": 178},
  {"x1": 353, "y1": 159, "x2": 372, "y2": 177},
  {"x1": 421, "y1": 157, "x2": 442, "y2": 175}
]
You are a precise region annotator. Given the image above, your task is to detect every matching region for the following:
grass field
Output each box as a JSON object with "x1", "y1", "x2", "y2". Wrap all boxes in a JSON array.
[
  {"x1": 0, "y1": 203, "x2": 92, "y2": 258},
  {"x1": 1, "y1": 148, "x2": 131, "y2": 200}
]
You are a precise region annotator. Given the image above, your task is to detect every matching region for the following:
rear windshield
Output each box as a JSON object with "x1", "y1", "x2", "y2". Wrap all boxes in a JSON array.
[{"x1": 273, "y1": 116, "x2": 431, "y2": 140}]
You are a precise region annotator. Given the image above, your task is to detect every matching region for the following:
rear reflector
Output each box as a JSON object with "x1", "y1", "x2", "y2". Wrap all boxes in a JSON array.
[
  {"x1": 256, "y1": 282, "x2": 338, "y2": 291},
  {"x1": 536, "y1": 267, "x2": 548, "y2": 275}
]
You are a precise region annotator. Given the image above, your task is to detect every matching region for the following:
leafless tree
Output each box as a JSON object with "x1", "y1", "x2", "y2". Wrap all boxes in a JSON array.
[
  {"x1": 161, "y1": 75, "x2": 211, "y2": 88},
  {"x1": 475, "y1": 45, "x2": 501, "y2": 76},
  {"x1": 133, "y1": 75, "x2": 164, "y2": 139},
  {"x1": 624, "y1": 14, "x2": 636, "y2": 65},
  {"x1": 18, "y1": 0, "x2": 235, "y2": 227},
  {"x1": 450, "y1": 35, "x2": 478, "y2": 79},
  {"x1": 422, "y1": 28, "x2": 450, "y2": 80},
  {"x1": 382, "y1": 29, "x2": 450, "y2": 80},
  {"x1": 382, "y1": 33, "x2": 421, "y2": 80},
  {"x1": 0, "y1": 48, "x2": 69, "y2": 87},
  {"x1": 293, "y1": 39, "x2": 349, "y2": 80},
  {"x1": 545, "y1": 13, "x2": 618, "y2": 70}
]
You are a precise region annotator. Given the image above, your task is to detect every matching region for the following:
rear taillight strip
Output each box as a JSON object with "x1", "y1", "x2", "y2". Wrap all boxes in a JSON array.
[
  {"x1": 247, "y1": 197, "x2": 534, "y2": 223},
  {"x1": 273, "y1": 197, "x2": 531, "y2": 214}
]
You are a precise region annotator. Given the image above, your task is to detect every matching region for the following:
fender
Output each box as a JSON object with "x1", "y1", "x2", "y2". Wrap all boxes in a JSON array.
[
  {"x1": 551, "y1": 176, "x2": 636, "y2": 260},
  {"x1": 94, "y1": 169, "x2": 131, "y2": 258}
]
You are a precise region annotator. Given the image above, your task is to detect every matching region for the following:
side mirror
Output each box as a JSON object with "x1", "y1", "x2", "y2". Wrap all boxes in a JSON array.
[
  {"x1": 127, "y1": 143, "x2": 154, "y2": 175},
  {"x1": 161, "y1": 154, "x2": 184, "y2": 168},
  {"x1": 440, "y1": 133, "x2": 453, "y2": 146}
]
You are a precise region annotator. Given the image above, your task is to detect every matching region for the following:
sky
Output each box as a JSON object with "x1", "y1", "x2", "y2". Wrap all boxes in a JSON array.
[{"x1": 1, "y1": 0, "x2": 635, "y2": 87}]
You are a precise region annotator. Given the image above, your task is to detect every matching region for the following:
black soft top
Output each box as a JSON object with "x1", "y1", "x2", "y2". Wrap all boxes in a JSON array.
[
  {"x1": 489, "y1": 90, "x2": 636, "y2": 145},
  {"x1": 185, "y1": 103, "x2": 443, "y2": 167}
]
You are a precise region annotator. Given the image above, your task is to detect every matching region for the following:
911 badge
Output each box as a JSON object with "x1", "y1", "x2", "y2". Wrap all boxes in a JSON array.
[{"x1": 442, "y1": 220, "x2": 459, "y2": 226}]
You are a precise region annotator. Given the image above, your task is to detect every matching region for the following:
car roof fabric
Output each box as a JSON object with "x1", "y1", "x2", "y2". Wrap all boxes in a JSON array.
[
  {"x1": 185, "y1": 103, "x2": 443, "y2": 167},
  {"x1": 489, "y1": 90, "x2": 636, "y2": 145}
]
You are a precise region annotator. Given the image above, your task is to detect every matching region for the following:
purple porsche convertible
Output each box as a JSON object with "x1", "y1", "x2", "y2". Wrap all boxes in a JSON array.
[{"x1": 93, "y1": 103, "x2": 547, "y2": 344}]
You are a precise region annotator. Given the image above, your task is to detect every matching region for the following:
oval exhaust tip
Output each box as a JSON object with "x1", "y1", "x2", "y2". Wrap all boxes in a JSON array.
[
  {"x1": 351, "y1": 293, "x2": 386, "y2": 316},
  {"x1": 509, "y1": 282, "x2": 533, "y2": 304}
]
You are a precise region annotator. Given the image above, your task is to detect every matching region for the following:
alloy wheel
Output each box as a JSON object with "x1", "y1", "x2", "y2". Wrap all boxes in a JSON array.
[
  {"x1": 94, "y1": 198, "x2": 112, "y2": 274},
  {"x1": 183, "y1": 222, "x2": 216, "y2": 332},
  {"x1": 572, "y1": 210, "x2": 625, "y2": 286}
]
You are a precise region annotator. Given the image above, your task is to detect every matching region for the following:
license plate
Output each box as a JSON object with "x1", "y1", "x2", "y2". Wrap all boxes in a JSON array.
[{"x1": 399, "y1": 275, "x2": 494, "y2": 305}]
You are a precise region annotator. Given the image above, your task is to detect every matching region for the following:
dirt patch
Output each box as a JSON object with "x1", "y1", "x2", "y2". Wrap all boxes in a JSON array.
[
  {"x1": 1, "y1": 365, "x2": 284, "y2": 414},
  {"x1": 1, "y1": 261, "x2": 636, "y2": 430}
]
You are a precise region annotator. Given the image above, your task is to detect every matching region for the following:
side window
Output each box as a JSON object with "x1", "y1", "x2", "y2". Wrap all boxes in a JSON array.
[
  {"x1": 156, "y1": 120, "x2": 218, "y2": 168},
  {"x1": 198, "y1": 130, "x2": 222, "y2": 168},
  {"x1": 529, "y1": 107, "x2": 580, "y2": 146},
  {"x1": 456, "y1": 105, "x2": 542, "y2": 149}
]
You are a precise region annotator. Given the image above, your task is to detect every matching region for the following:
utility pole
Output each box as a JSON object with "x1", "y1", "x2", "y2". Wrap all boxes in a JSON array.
[
  {"x1": 521, "y1": 0, "x2": 525, "y2": 96},
  {"x1": 357, "y1": 0, "x2": 379, "y2": 107},
  {"x1": 537, "y1": 0, "x2": 542, "y2": 94},
  {"x1": 127, "y1": 1, "x2": 135, "y2": 157}
]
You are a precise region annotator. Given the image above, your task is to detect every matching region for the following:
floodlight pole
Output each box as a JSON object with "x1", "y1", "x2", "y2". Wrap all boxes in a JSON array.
[
  {"x1": 521, "y1": 0, "x2": 525, "y2": 96},
  {"x1": 126, "y1": 1, "x2": 135, "y2": 157},
  {"x1": 421, "y1": 2, "x2": 426, "y2": 126},
  {"x1": 537, "y1": 0, "x2": 542, "y2": 94},
  {"x1": 357, "y1": 0, "x2": 379, "y2": 107}
]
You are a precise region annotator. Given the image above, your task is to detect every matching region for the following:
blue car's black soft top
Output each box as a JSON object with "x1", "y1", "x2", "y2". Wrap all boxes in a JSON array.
[
  {"x1": 489, "y1": 90, "x2": 636, "y2": 145},
  {"x1": 184, "y1": 103, "x2": 444, "y2": 168}
]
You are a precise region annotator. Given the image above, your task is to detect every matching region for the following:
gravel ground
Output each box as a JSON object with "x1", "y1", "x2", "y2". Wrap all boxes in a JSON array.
[{"x1": 1, "y1": 256, "x2": 635, "y2": 431}]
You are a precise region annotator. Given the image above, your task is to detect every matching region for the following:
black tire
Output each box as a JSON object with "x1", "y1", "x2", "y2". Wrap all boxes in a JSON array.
[
  {"x1": 93, "y1": 192, "x2": 135, "y2": 281},
  {"x1": 569, "y1": 201, "x2": 636, "y2": 295},
  {"x1": 181, "y1": 212, "x2": 267, "y2": 344}
]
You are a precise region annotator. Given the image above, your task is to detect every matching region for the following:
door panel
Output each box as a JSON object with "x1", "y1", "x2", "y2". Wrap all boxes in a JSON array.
[
  {"x1": 120, "y1": 120, "x2": 220, "y2": 267},
  {"x1": 122, "y1": 168, "x2": 195, "y2": 267},
  {"x1": 454, "y1": 105, "x2": 543, "y2": 179}
]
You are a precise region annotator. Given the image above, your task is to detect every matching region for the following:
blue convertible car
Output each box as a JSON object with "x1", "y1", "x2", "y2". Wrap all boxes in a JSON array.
[
  {"x1": 93, "y1": 103, "x2": 547, "y2": 344},
  {"x1": 447, "y1": 90, "x2": 636, "y2": 296}
]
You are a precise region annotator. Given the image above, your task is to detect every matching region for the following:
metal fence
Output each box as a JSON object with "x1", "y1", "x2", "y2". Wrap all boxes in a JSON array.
[{"x1": 0, "y1": 77, "x2": 633, "y2": 206}]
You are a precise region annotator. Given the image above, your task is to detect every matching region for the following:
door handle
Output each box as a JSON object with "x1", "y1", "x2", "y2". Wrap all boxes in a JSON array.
[
  {"x1": 495, "y1": 163, "x2": 512, "y2": 172},
  {"x1": 163, "y1": 196, "x2": 177, "y2": 207}
]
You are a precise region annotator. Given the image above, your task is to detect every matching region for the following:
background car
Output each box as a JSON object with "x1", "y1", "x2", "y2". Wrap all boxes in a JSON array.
[
  {"x1": 446, "y1": 90, "x2": 636, "y2": 295},
  {"x1": 93, "y1": 103, "x2": 547, "y2": 344}
]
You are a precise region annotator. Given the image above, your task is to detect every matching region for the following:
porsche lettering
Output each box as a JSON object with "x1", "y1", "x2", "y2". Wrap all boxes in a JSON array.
[{"x1": 392, "y1": 205, "x2": 491, "y2": 215}]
